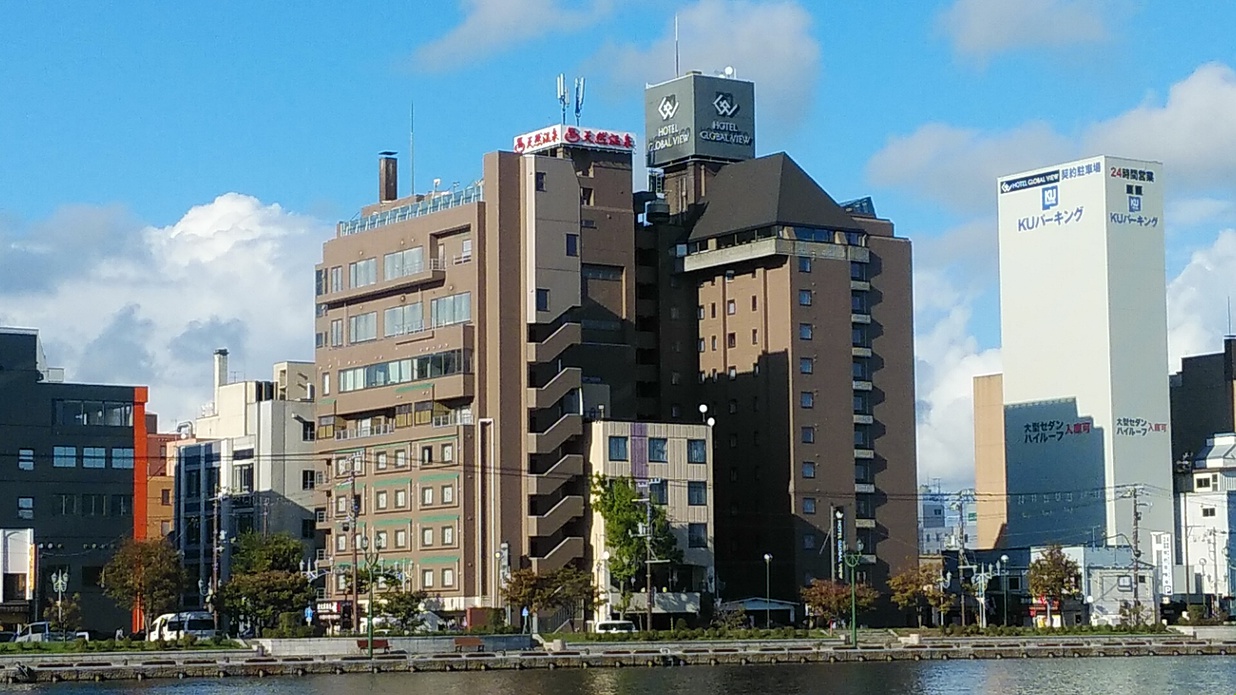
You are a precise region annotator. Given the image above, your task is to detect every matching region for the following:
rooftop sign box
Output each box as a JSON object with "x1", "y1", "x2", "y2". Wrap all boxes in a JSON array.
[
  {"x1": 645, "y1": 73, "x2": 755, "y2": 167},
  {"x1": 513, "y1": 124, "x2": 636, "y2": 155}
]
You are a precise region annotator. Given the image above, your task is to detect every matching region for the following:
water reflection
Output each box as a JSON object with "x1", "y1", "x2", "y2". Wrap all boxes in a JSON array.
[{"x1": 16, "y1": 658, "x2": 1236, "y2": 695}]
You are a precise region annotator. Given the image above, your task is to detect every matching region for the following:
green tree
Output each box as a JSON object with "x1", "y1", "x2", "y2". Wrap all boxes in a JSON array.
[
  {"x1": 231, "y1": 532, "x2": 304, "y2": 574},
  {"x1": 377, "y1": 588, "x2": 429, "y2": 632},
  {"x1": 1027, "y1": 544, "x2": 1080, "y2": 628},
  {"x1": 591, "y1": 476, "x2": 682, "y2": 599},
  {"x1": 888, "y1": 565, "x2": 936, "y2": 627},
  {"x1": 218, "y1": 570, "x2": 315, "y2": 635},
  {"x1": 100, "y1": 538, "x2": 187, "y2": 632},
  {"x1": 500, "y1": 566, "x2": 598, "y2": 627},
  {"x1": 43, "y1": 592, "x2": 82, "y2": 633},
  {"x1": 800, "y1": 579, "x2": 877, "y2": 628}
]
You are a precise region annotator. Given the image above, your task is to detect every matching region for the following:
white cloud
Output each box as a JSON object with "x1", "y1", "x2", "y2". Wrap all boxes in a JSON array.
[
  {"x1": 414, "y1": 0, "x2": 614, "y2": 71},
  {"x1": 590, "y1": 0, "x2": 820, "y2": 128},
  {"x1": 913, "y1": 267, "x2": 1002, "y2": 490},
  {"x1": 1167, "y1": 229, "x2": 1236, "y2": 367},
  {"x1": 938, "y1": 0, "x2": 1112, "y2": 63},
  {"x1": 0, "y1": 193, "x2": 331, "y2": 426},
  {"x1": 1084, "y1": 63, "x2": 1236, "y2": 190}
]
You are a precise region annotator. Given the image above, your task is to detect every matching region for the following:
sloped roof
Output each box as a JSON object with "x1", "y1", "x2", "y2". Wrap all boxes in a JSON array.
[{"x1": 688, "y1": 153, "x2": 865, "y2": 242}]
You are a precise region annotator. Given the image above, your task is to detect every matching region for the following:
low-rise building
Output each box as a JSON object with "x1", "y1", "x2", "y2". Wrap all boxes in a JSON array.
[
  {"x1": 587, "y1": 420, "x2": 714, "y2": 627},
  {"x1": 1175, "y1": 432, "x2": 1236, "y2": 615},
  {"x1": 0, "y1": 528, "x2": 33, "y2": 629}
]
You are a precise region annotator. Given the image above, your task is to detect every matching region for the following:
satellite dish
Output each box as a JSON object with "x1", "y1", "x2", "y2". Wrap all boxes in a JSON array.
[{"x1": 723, "y1": 66, "x2": 735, "y2": 77}]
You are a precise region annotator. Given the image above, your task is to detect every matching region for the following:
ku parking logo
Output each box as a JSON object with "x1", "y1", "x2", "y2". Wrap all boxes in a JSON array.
[
  {"x1": 1041, "y1": 185, "x2": 1059, "y2": 211},
  {"x1": 1129, "y1": 195, "x2": 1142, "y2": 213}
]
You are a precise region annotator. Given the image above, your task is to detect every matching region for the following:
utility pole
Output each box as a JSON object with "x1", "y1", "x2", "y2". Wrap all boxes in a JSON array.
[
  {"x1": 644, "y1": 497, "x2": 654, "y2": 631},
  {"x1": 952, "y1": 490, "x2": 974, "y2": 627},
  {"x1": 1122, "y1": 485, "x2": 1147, "y2": 616},
  {"x1": 349, "y1": 454, "x2": 360, "y2": 635}
]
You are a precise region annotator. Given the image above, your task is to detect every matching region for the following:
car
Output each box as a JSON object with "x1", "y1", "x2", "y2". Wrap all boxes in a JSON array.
[
  {"x1": 592, "y1": 620, "x2": 636, "y2": 634},
  {"x1": 0, "y1": 631, "x2": 15, "y2": 643},
  {"x1": 147, "y1": 612, "x2": 219, "y2": 642},
  {"x1": 13, "y1": 622, "x2": 76, "y2": 643}
]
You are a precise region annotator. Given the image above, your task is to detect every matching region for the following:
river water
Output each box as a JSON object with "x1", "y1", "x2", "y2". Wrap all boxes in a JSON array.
[{"x1": 6, "y1": 658, "x2": 1236, "y2": 694}]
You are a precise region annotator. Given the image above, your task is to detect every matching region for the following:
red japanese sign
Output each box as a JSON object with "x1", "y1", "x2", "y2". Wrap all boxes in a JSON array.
[{"x1": 513, "y1": 124, "x2": 636, "y2": 155}]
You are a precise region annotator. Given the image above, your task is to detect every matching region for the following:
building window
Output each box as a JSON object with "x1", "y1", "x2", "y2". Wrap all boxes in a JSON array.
[
  {"x1": 374, "y1": 530, "x2": 388, "y2": 549},
  {"x1": 443, "y1": 568, "x2": 455, "y2": 587},
  {"x1": 17, "y1": 496, "x2": 34, "y2": 520},
  {"x1": 336, "y1": 533, "x2": 347, "y2": 552},
  {"x1": 384, "y1": 247, "x2": 424, "y2": 280},
  {"x1": 421, "y1": 446, "x2": 433, "y2": 465},
  {"x1": 726, "y1": 300, "x2": 736, "y2": 315},
  {"x1": 803, "y1": 534, "x2": 816, "y2": 550},
  {"x1": 580, "y1": 187, "x2": 594, "y2": 205},
  {"x1": 853, "y1": 359, "x2": 871, "y2": 380},
  {"x1": 855, "y1": 426, "x2": 872, "y2": 447},
  {"x1": 421, "y1": 487, "x2": 434, "y2": 506},
  {"x1": 711, "y1": 303, "x2": 717, "y2": 318},
  {"x1": 536, "y1": 289, "x2": 550, "y2": 312},
  {"x1": 728, "y1": 433, "x2": 737, "y2": 448},
  {"x1": 852, "y1": 325, "x2": 870, "y2": 347},
  {"x1": 799, "y1": 358, "x2": 814, "y2": 374},
  {"x1": 799, "y1": 323, "x2": 813, "y2": 340},
  {"x1": 302, "y1": 470, "x2": 316, "y2": 490},
  {"x1": 803, "y1": 497, "x2": 817, "y2": 515},
  {"x1": 376, "y1": 491, "x2": 389, "y2": 510},
  {"x1": 688, "y1": 481, "x2": 707, "y2": 506},
  {"x1": 1202, "y1": 507, "x2": 1216, "y2": 517},
  {"x1": 850, "y1": 261, "x2": 867, "y2": 281},
  {"x1": 751, "y1": 296, "x2": 758, "y2": 311},
  {"x1": 53, "y1": 446, "x2": 77, "y2": 468},
  {"x1": 395, "y1": 489, "x2": 407, "y2": 508},
  {"x1": 711, "y1": 336, "x2": 717, "y2": 351},
  {"x1": 348, "y1": 312, "x2": 378, "y2": 343},
  {"x1": 727, "y1": 367, "x2": 737, "y2": 380},
  {"x1": 798, "y1": 290, "x2": 812, "y2": 306},
  {"x1": 384, "y1": 303, "x2": 425, "y2": 337},
  {"x1": 687, "y1": 439, "x2": 707, "y2": 463},
  {"x1": 330, "y1": 319, "x2": 343, "y2": 347},
  {"x1": 429, "y1": 291, "x2": 472, "y2": 327},
  {"x1": 442, "y1": 444, "x2": 454, "y2": 463},
  {"x1": 422, "y1": 569, "x2": 435, "y2": 589},
  {"x1": 18, "y1": 449, "x2": 34, "y2": 471},
  {"x1": 535, "y1": 172, "x2": 546, "y2": 191},
  {"x1": 801, "y1": 391, "x2": 814, "y2": 408},
  {"x1": 650, "y1": 480, "x2": 668, "y2": 505},
  {"x1": 82, "y1": 493, "x2": 106, "y2": 516},
  {"x1": 752, "y1": 328, "x2": 758, "y2": 344},
  {"x1": 853, "y1": 392, "x2": 871, "y2": 414},
  {"x1": 648, "y1": 438, "x2": 668, "y2": 462},
  {"x1": 395, "y1": 450, "x2": 408, "y2": 468},
  {"x1": 608, "y1": 436, "x2": 629, "y2": 461},
  {"x1": 727, "y1": 332, "x2": 736, "y2": 348},
  {"x1": 395, "y1": 529, "x2": 408, "y2": 548},
  {"x1": 349, "y1": 258, "x2": 378, "y2": 288},
  {"x1": 421, "y1": 527, "x2": 434, "y2": 547},
  {"x1": 799, "y1": 257, "x2": 812, "y2": 273},
  {"x1": 442, "y1": 485, "x2": 455, "y2": 505},
  {"x1": 802, "y1": 461, "x2": 817, "y2": 478},
  {"x1": 1196, "y1": 477, "x2": 1211, "y2": 489},
  {"x1": 566, "y1": 234, "x2": 580, "y2": 257},
  {"x1": 83, "y1": 447, "x2": 106, "y2": 469},
  {"x1": 688, "y1": 523, "x2": 707, "y2": 548},
  {"x1": 442, "y1": 525, "x2": 455, "y2": 545},
  {"x1": 851, "y1": 291, "x2": 869, "y2": 313}
]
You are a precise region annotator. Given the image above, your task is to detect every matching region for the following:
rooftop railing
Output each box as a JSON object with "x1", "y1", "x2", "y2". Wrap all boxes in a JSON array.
[{"x1": 338, "y1": 183, "x2": 483, "y2": 236}]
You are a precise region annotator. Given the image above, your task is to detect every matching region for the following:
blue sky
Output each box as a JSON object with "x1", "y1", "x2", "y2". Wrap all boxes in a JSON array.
[{"x1": 3, "y1": 0, "x2": 1236, "y2": 488}]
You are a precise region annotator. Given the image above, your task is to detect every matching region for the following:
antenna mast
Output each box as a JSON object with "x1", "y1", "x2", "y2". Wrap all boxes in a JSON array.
[
  {"x1": 573, "y1": 77, "x2": 586, "y2": 126},
  {"x1": 557, "y1": 73, "x2": 568, "y2": 126},
  {"x1": 674, "y1": 14, "x2": 680, "y2": 77},
  {"x1": 1227, "y1": 295, "x2": 1233, "y2": 337}
]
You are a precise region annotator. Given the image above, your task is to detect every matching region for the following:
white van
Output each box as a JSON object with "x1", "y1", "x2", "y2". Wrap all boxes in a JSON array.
[
  {"x1": 147, "y1": 612, "x2": 219, "y2": 641},
  {"x1": 593, "y1": 619, "x2": 636, "y2": 634},
  {"x1": 13, "y1": 622, "x2": 75, "y2": 643}
]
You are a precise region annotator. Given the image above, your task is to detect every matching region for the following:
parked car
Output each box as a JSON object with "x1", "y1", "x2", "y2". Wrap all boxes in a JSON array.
[
  {"x1": 147, "y1": 612, "x2": 219, "y2": 642},
  {"x1": 0, "y1": 631, "x2": 15, "y2": 643},
  {"x1": 592, "y1": 620, "x2": 636, "y2": 634},
  {"x1": 13, "y1": 622, "x2": 78, "y2": 642}
]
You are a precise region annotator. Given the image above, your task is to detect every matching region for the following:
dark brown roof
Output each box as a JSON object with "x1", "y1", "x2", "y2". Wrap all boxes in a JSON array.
[{"x1": 688, "y1": 153, "x2": 865, "y2": 242}]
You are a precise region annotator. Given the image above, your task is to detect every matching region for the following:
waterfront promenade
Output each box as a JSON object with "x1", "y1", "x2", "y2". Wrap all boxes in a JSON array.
[{"x1": 3, "y1": 633, "x2": 1233, "y2": 685}]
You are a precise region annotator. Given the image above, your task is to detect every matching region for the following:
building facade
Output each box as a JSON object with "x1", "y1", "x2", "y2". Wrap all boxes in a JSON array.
[
  {"x1": 0, "y1": 528, "x2": 33, "y2": 629},
  {"x1": 981, "y1": 156, "x2": 1174, "y2": 558},
  {"x1": 173, "y1": 350, "x2": 318, "y2": 608},
  {"x1": 640, "y1": 72, "x2": 918, "y2": 603},
  {"x1": 587, "y1": 420, "x2": 714, "y2": 625},
  {"x1": 1174, "y1": 433, "x2": 1236, "y2": 613},
  {"x1": 1170, "y1": 336, "x2": 1236, "y2": 464},
  {"x1": 0, "y1": 327, "x2": 147, "y2": 632}
]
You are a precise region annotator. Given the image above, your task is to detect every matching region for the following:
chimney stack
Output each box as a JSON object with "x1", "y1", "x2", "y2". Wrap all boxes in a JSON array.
[
  {"x1": 214, "y1": 348, "x2": 229, "y2": 388},
  {"x1": 379, "y1": 151, "x2": 398, "y2": 203}
]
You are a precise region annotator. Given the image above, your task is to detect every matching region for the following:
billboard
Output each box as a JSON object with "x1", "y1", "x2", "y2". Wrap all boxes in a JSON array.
[
  {"x1": 513, "y1": 124, "x2": 636, "y2": 155},
  {"x1": 645, "y1": 73, "x2": 755, "y2": 167}
]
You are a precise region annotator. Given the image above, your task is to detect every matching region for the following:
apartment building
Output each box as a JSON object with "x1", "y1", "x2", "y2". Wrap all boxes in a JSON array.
[
  {"x1": 588, "y1": 420, "x2": 714, "y2": 625},
  {"x1": 172, "y1": 350, "x2": 318, "y2": 608},
  {"x1": 0, "y1": 327, "x2": 147, "y2": 632},
  {"x1": 640, "y1": 73, "x2": 918, "y2": 602},
  {"x1": 313, "y1": 126, "x2": 644, "y2": 623}
]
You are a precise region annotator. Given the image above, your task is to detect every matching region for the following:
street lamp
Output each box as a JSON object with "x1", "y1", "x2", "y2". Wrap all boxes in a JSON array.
[
  {"x1": 50, "y1": 569, "x2": 68, "y2": 631},
  {"x1": 843, "y1": 541, "x2": 864, "y2": 647},
  {"x1": 762, "y1": 553, "x2": 773, "y2": 628},
  {"x1": 698, "y1": 403, "x2": 709, "y2": 423},
  {"x1": 999, "y1": 554, "x2": 1010, "y2": 627},
  {"x1": 358, "y1": 533, "x2": 385, "y2": 659},
  {"x1": 600, "y1": 551, "x2": 612, "y2": 621}
]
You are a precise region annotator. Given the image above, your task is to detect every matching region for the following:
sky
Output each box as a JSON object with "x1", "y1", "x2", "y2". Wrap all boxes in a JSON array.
[{"x1": 3, "y1": 1, "x2": 1236, "y2": 491}]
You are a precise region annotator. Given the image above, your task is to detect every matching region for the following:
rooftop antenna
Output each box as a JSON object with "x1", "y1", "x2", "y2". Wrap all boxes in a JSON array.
[
  {"x1": 573, "y1": 76, "x2": 586, "y2": 126},
  {"x1": 408, "y1": 101, "x2": 415, "y2": 197},
  {"x1": 674, "y1": 14, "x2": 680, "y2": 77},
  {"x1": 1227, "y1": 295, "x2": 1234, "y2": 338},
  {"x1": 557, "y1": 73, "x2": 568, "y2": 126}
]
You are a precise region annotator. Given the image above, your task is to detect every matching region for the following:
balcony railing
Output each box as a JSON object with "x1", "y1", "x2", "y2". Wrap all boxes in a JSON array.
[
  {"x1": 338, "y1": 184, "x2": 483, "y2": 236},
  {"x1": 432, "y1": 411, "x2": 474, "y2": 428},
  {"x1": 334, "y1": 422, "x2": 397, "y2": 440}
]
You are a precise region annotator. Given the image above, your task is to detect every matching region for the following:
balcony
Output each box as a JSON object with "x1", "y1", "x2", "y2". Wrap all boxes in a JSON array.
[
  {"x1": 527, "y1": 367, "x2": 582, "y2": 409},
  {"x1": 852, "y1": 347, "x2": 872, "y2": 358},
  {"x1": 855, "y1": 518, "x2": 876, "y2": 529},
  {"x1": 432, "y1": 410, "x2": 475, "y2": 428},
  {"x1": 334, "y1": 422, "x2": 396, "y2": 441},
  {"x1": 529, "y1": 453, "x2": 584, "y2": 496},
  {"x1": 528, "y1": 495, "x2": 584, "y2": 537},
  {"x1": 608, "y1": 591, "x2": 701, "y2": 614},
  {"x1": 854, "y1": 448, "x2": 875, "y2": 460},
  {"x1": 851, "y1": 313, "x2": 872, "y2": 325},
  {"x1": 854, "y1": 483, "x2": 875, "y2": 494},
  {"x1": 528, "y1": 322, "x2": 581, "y2": 364},
  {"x1": 530, "y1": 536, "x2": 584, "y2": 574},
  {"x1": 527, "y1": 413, "x2": 582, "y2": 455},
  {"x1": 851, "y1": 280, "x2": 871, "y2": 291},
  {"x1": 852, "y1": 380, "x2": 873, "y2": 391},
  {"x1": 853, "y1": 414, "x2": 874, "y2": 425}
]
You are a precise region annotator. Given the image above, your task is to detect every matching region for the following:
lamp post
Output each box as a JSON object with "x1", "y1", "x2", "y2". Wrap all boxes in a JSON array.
[
  {"x1": 698, "y1": 403, "x2": 709, "y2": 423},
  {"x1": 50, "y1": 569, "x2": 68, "y2": 631},
  {"x1": 358, "y1": 533, "x2": 384, "y2": 660},
  {"x1": 762, "y1": 553, "x2": 772, "y2": 628},
  {"x1": 999, "y1": 554, "x2": 1010, "y2": 627},
  {"x1": 843, "y1": 542, "x2": 864, "y2": 647}
]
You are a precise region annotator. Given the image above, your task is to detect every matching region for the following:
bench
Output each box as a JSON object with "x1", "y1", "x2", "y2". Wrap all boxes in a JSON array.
[
  {"x1": 357, "y1": 638, "x2": 391, "y2": 654},
  {"x1": 454, "y1": 636, "x2": 485, "y2": 652}
]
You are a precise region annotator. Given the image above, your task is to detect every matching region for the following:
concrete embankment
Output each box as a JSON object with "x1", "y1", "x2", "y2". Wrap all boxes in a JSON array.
[{"x1": 4, "y1": 636, "x2": 1235, "y2": 684}]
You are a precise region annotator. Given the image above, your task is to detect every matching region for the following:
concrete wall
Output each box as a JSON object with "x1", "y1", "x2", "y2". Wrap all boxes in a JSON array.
[{"x1": 255, "y1": 633, "x2": 534, "y2": 656}]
